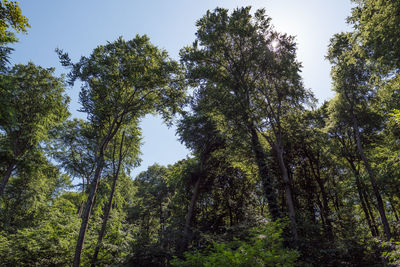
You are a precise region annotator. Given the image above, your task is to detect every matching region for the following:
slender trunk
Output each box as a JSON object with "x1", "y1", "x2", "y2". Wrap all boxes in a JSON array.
[
  {"x1": 73, "y1": 152, "x2": 105, "y2": 267},
  {"x1": 228, "y1": 204, "x2": 233, "y2": 227},
  {"x1": 306, "y1": 153, "x2": 333, "y2": 239},
  {"x1": 315, "y1": 179, "x2": 333, "y2": 238},
  {"x1": 249, "y1": 127, "x2": 280, "y2": 220},
  {"x1": 348, "y1": 159, "x2": 378, "y2": 237},
  {"x1": 315, "y1": 195, "x2": 325, "y2": 225},
  {"x1": 389, "y1": 197, "x2": 400, "y2": 222},
  {"x1": 275, "y1": 145, "x2": 298, "y2": 242},
  {"x1": 331, "y1": 176, "x2": 343, "y2": 221},
  {"x1": 77, "y1": 202, "x2": 84, "y2": 217},
  {"x1": 355, "y1": 175, "x2": 378, "y2": 237},
  {"x1": 73, "y1": 120, "x2": 120, "y2": 267},
  {"x1": 362, "y1": 187, "x2": 379, "y2": 236},
  {"x1": 352, "y1": 116, "x2": 391, "y2": 240},
  {"x1": 0, "y1": 162, "x2": 15, "y2": 196},
  {"x1": 159, "y1": 202, "x2": 164, "y2": 248},
  {"x1": 180, "y1": 174, "x2": 201, "y2": 254},
  {"x1": 303, "y1": 166, "x2": 316, "y2": 224},
  {"x1": 76, "y1": 178, "x2": 85, "y2": 215},
  {"x1": 91, "y1": 132, "x2": 125, "y2": 267}
]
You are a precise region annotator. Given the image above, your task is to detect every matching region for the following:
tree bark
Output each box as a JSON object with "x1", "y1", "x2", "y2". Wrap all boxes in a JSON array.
[
  {"x1": 352, "y1": 116, "x2": 391, "y2": 240},
  {"x1": 159, "y1": 202, "x2": 165, "y2": 248},
  {"x1": 249, "y1": 127, "x2": 280, "y2": 220},
  {"x1": 356, "y1": 175, "x2": 378, "y2": 237},
  {"x1": 362, "y1": 186, "x2": 380, "y2": 236},
  {"x1": 389, "y1": 196, "x2": 400, "y2": 222},
  {"x1": 305, "y1": 151, "x2": 334, "y2": 239},
  {"x1": 0, "y1": 162, "x2": 15, "y2": 196},
  {"x1": 73, "y1": 119, "x2": 121, "y2": 267},
  {"x1": 275, "y1": 145, "x2": 298, "y2": 242},
  {"x1": 91, "y1": 132, "x2": 125, "y2": 267},
  {"x1": 180, "y1": 173, "x2": 202, "y2": 254},
  {"x1": 348, "y1": 159, "x2": 379, "y2": 237}
]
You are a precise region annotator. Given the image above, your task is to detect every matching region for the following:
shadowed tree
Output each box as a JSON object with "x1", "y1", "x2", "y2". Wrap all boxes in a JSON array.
[
  {"x1": 180, "y1": 7, "x2": 311, "y2": 242},
  {"x1": 327, "y1": 33, "x2": 391, "y2": 240}
]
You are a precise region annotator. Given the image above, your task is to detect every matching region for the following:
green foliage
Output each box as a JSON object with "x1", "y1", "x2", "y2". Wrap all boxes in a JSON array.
[
  {"x1": 0, "y1": 62, "x2": 69, "y2": 161},
  {"x1": 0, "y1": 62, "x2": 69, "y2": 198},
  {"x1": 1, "y1": 4, "x2": 400, "y2": 267},
  {"x1": 383, "y1": 241, "x2": 400, "y2": 265},
  {"x1": 348, "y1": 0, "x2": 400, "y2": 71},
  {"x1": 171, "y1": 220, "x2": 299, "y2": 267},
  {"x1": 48, "y1": 119, "x2": 97, "y2": 190},
  {"x1": 0, "y1": 0, "x2": 29, "y2": 38},
  {"x1": 58, "y1": 35, "x2": 186, "y2": 128},
  {"x1": 0, "y1": 195, "x2": 80, "y2": 266},
  {"x1": 0, "y1": 153, "x2": 71, "y2": 229},
  {"x1": 0, "y1": 0, "x2": 30, "y2": 69},
  {"x1": 389, "y1": 109, "x2": 400, "y2": 126}
]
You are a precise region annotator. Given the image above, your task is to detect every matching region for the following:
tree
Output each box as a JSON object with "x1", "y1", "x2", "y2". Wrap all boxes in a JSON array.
[
  {"x1": 327, "y1": 33, "x2": 391, "y2": 240},
  {"x1": 0, "y1": 62, "x2": 69, "y2": 196},
  {"x1": 325, "y1": 104, "x2": 380, "y2": 237},
  {"x1": 128, "y1": 164, "x2": 171, "y2": 265},
  {"x1": 91, "y1": 125, "x2": 141, "y2": 266},
  {"x1": 176, "y1": 94, "x2": 228, "y2": 252},
  {"x1": 180, "y1": 7, "x2": 310, "y2": 241},
  {"x1": 58, "y1": 35, "x2": 186, "y2": 266}
]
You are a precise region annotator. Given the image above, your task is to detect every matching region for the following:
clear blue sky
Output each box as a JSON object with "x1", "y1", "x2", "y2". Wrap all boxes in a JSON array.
[{"x1": 11, "y1": 0, "x2": 353, "y2": 177}]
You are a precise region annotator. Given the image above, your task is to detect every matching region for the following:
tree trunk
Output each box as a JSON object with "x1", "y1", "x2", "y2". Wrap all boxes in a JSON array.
[
  {"x1": 73, "y1": 119, "x2": 121, "y2": 267},
  {"x1": 0, "y1": 162, "x2": 15, "y2": 196},
  {"x1": 73, "y1": 152, "x2": 105, "y2": 267},
  {"x1": 159, "y1": 202, "x2": 165, "y2": 248},
  {"x1": 362, "y1": 186, "x2": 380, "y2": 236},
  {"x1": 389, "y1": 196, "x2": 400, "y2": 222},
  {"x1": 304, "y1": 153, "x2": 333, "y2": 240},
  {"x1": 348, "y1": 159, "x2": 379, "y2": 237},
  {"x1": 303, "y1": 166, "x2": 317, "y2": 224},
  {"x1": 249, "y1": 127, "x2": 280, "y2": 220},
  {"x1": 305, "y1": 151, "x2": 333, "y2": 239},
  {"x1": 91, "y1": 132, "x2": 125, "y2": 267},
  {"x1": 180, "y1": 174, "x2": 201, "y2": 254},
  {"x1": 356, "y1": 175, "x2": 378, "y2": 237},
  {"x1": 352, "y1": 116, "x2": 391, "y2": 240},
  {"x1": 315, "y1": 178, "x2": 333, "y2": 238},
  {"x1": 275, "y1": 145, "x2": 298, "y2": 242}
]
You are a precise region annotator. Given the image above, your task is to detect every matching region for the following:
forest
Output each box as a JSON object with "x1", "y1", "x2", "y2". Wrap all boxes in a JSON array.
[{"x1": 1, "y1": 0, "x2": 400, "y2": 266}]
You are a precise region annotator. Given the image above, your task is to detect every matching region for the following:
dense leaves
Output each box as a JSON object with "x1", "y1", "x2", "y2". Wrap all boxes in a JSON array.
[{"x1": 1, "y1": 3, "x2": 400, "y2": 267}]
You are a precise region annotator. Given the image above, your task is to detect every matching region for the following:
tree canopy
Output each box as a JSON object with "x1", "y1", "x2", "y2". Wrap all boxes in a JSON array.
[{"x1": 1, "y1": 3, "x2": 400, "y2": 267}]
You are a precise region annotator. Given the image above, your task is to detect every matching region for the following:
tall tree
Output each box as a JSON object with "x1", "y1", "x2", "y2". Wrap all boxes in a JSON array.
[
  {"x1": 176, "y1": 100, "x2": 226, "y2": 253},
  {"x1": 327, "y1": 33, "x2": 391, "y2": 240},
  {"x1": 58, "y1": 35, "x2": 186, "y2": 266},
  {"x1": 180, "y1": 7, "x2": 310, "y2": 241},
  {"x1": 181, "y1": 6, "x2": 279, "y2": 222}
]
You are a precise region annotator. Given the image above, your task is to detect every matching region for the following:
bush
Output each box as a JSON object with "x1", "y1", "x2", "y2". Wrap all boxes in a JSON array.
[{"x1": 171, "y1": 220, "x2": 299, "y2": 267}]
